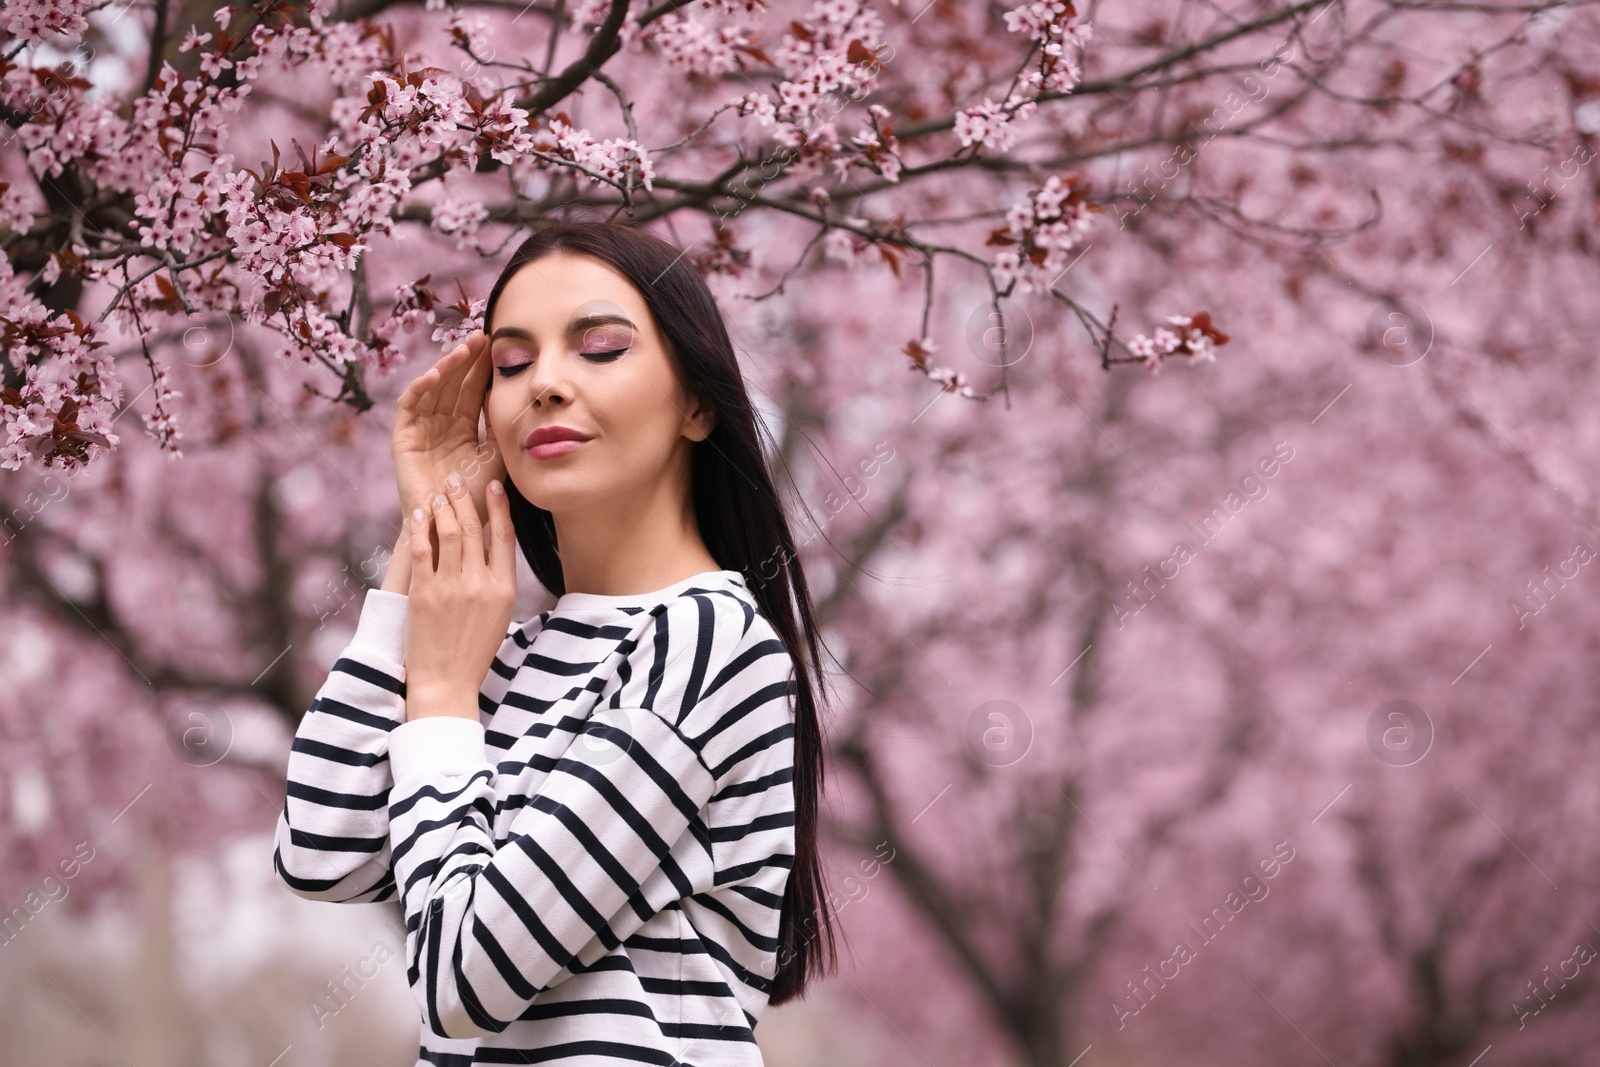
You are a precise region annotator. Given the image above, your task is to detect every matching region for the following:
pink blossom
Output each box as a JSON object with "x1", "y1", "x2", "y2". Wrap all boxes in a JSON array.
[
  {"x1": 2, "y1": 0, "x2": 90, "y2": 46},
  {"x1": 432, "y1": 298, "x2": 488, "y2": 348},
  {"x1": 956, "y1": 100, "x2": 1024, "y2": 152},
  {"x1": 199, "y1": 51, "x2": 234, "y2": 78},
  {"x1": 178, "y1": 27, "x2": 213, "y2": 53},
  {"x1": 735, "y1": 92, "x2": 778, "y2": 126}
]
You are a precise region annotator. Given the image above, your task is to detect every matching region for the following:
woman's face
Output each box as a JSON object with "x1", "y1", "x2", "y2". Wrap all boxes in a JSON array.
[{"x1": 483, "y1": 249, "x2": 715, "y2": 515}]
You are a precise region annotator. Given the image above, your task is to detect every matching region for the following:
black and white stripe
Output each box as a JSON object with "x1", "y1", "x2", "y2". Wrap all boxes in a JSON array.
[{"x1": 275, "y1": 571, "x2": 797, "y2": 1065}]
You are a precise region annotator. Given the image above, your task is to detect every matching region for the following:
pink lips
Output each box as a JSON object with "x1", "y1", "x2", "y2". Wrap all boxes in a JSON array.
[
  {"x1": 528, "y1": 439, "x2": 586, "y2": 459},
  {"x1": 524, "y1": 425, "x2": 591, "y2": 460}
]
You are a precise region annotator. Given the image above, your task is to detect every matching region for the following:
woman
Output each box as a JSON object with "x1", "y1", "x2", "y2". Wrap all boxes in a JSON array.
[{"x1": 274, "y1": 219, "x2": 837, "y2": 1064}]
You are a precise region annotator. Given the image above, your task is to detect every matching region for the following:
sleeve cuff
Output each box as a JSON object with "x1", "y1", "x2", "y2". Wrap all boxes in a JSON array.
[
  {"x1": 350, "y1": 588, "x2": 407, "y2": 666},
  {"x1": 389, "y1": 716, "x2": 489, "y2": 794}
]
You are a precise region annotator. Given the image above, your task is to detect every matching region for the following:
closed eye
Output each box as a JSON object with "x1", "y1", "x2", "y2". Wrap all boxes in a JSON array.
[{"x1": 496, "y1": 348, "x2": 629, "y2": 377}]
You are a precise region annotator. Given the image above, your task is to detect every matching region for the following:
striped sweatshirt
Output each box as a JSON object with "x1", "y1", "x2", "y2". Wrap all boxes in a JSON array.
[{"x1": 273, "y1": 568, "x2": 799, "y2": 1065}]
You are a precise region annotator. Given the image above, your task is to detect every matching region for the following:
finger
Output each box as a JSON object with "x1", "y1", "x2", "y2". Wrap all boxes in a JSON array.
[
  {"x1": 412, "y1": 338, "x2": 470, "y2": 420},
  {"x1": 407, "y1": 506, "x2": 433, "y2": 584},
  {"x1": 431, "y1": 491, "x2": 462, "y2": 577},
  {"x1": 396, "y1": 365, "x2": 440, "y2": 424},
  {"x1": 390, "y1": 364, "x2": 435, "y2": 419},
  {"x1": 465, "y1": 436, "x2": 508, "y2": 527},
  {"x1": 486, "y1": 478, "x2": 516, "y2": 586},
  {"x1": 445, "y1": 472, "x2": 483, "y2": 566},
  {"x1": 435, "y1": 331, "x2": 485, "y2": 419},
  {"x1": 455, "y1": 332, "x2": 492, "y2": 420}
]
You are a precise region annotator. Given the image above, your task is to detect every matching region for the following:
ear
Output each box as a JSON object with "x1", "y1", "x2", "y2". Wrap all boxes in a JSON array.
[{"x1": 684, "y1": 386, "x2": 717, "y2": 442}]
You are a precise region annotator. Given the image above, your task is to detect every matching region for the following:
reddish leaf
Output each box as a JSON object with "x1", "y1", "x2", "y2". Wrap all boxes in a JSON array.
[
  {"x1": 56, "y1": 426, "x2": 112, "y2": 449},
  {"x1": 1190, "y1": 311, "x2": 1230, "y2": 346},
  {"x1": 846, "y1": 39, "x2": 878, "y2": 64},
  {"x1": 406, "y1": 66, "x2": 452, "y2": 86},
  {"x1": 880, "y1": 244, "x2": 903, "y2": 278}
]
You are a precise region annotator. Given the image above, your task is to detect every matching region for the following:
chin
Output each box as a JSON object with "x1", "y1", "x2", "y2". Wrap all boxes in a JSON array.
[{"x1": 510, "y1": 473, "x2": 589, "y2": 513}]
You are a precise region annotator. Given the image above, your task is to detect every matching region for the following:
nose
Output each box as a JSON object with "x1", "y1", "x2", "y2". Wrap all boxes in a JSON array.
[{"x1": 518, "y1": 349, "x2": 573, "y2": 415}]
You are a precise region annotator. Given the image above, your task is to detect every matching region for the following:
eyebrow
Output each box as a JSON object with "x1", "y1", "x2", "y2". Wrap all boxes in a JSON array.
[{"x1": 489, "y1": 313, "x2": 636, "y2": 345}]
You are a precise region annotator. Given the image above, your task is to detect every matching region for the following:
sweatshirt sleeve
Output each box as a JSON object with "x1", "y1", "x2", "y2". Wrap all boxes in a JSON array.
[
  {"x1": 386, "y1": 590, "x2": 757, "y2": 1040},
  {"x1": 273, "y1": 588, "x2": 413, "y2": 903}
]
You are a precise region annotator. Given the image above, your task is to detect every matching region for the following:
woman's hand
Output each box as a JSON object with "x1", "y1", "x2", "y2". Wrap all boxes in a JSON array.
[
  {"x1": 402, "y1": 472, "x2": 518, "y2": 721},
  {"x1": 392, "y1": 330, "x2": 506, "y2": 529}
]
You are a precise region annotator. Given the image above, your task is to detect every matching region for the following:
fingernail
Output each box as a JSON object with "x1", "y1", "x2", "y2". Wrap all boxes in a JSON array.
[
  {"x1": 445, "y1": 471, "x2": 463, "y2": 492},
  {"x1": 412, "y1": 507, "x2": 425, "y2": 523},
  {"x1": 433, "y1": 494, "x2": 448, "y2": 509},
  {"x1": 489, "y1": 480, "x2": 504, "y2": 497}
]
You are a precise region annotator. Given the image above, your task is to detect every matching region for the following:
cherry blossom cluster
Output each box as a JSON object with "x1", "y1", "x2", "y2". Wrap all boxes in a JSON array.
[
  {"x1": 568, "y1": 0, "x2": 650, "y2": 51},
  {"x1": 728, "y1": 0, "x2": 895, "y2": 186},
  {"x1": 0, "y1": 254, "x2": 122, "y2": 472},
  {"x1": 0, "y1": 0, "x2": 1121, "y2": 476},
  {"x1": 1005, "y1": 0, "x2": 1093, "y2": 94},
  {"x1": 651, "y1": 14, "x2": 756, "y2": 77},
  {"x1": 821, "y1": 214, "x2": 916, "y2": 276},
  {"x1": 954, "y1": 97, "x2": 1037, "y2": 155},
  {"x1": 563, "y1": 0, "x2": 770, "y2": 67},
  {"x1": 850, "y1": 103, "x2": 903, "y2": 182},
  {"x1": 902, "y1": 336, "x2": 979, "y2": 400},
  {"x1": 1, "y1": 1, "x2": 372, "y2": 467},
  {"x1": 956, "y1": 0, "x2": 1093, "y2": 153},
  {"x1": 1, "y1": 0, "x2": 574, "y2": 467},
  {"x1": 532, "y1": 117, "x2": 653, "y2": 197},
  {"x1": 1126, "y1": 312, "x2": 1231, "y2": 374},
  {"x1": 0, "y1": 60, "x2": 138, "y2": 468},
  {"x1": 989, "y1": 172, "x2": 1100, "y2": 294},
  {"x1": 432, "y1": 295, "x2": 487, "y2": 349},
  {"x1": 769, "y1": 1, "x2": 889, "y2": 126},
  {"x1": 2, "y1": 0, "x2": 561, "y2": 466},
  {"x1": 1, "y1": 0, "x2": 90, "y2": 48}
]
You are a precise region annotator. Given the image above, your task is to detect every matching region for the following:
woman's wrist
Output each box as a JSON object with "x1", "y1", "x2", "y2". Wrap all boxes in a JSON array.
[{"x1": 404, "y1": 678, "x2": 481, "y2": 720}]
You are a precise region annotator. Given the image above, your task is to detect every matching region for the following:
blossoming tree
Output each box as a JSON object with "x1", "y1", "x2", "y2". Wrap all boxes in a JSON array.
[{"x1": 1, "y1": 0, "x2": 1234, "y2": 475}]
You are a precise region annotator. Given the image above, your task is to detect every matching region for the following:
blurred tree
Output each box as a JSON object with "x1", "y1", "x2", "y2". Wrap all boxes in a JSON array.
[{"x1": 4, "y1": 1, "x2": 1600, "y2": 1066}]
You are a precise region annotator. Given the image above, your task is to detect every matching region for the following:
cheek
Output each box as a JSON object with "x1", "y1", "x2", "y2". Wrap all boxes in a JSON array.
[
  {"x1": 600, "y1": 381, "x2": 681, "y2": 454},
  {"x1": 485, "y1": 391, "x2": 518, "y2": 444}
]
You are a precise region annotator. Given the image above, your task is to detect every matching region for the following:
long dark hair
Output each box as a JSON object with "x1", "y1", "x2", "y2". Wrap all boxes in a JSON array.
[{"x1": 479, "y1": 216, "x2": 837, "y2": 1005}]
